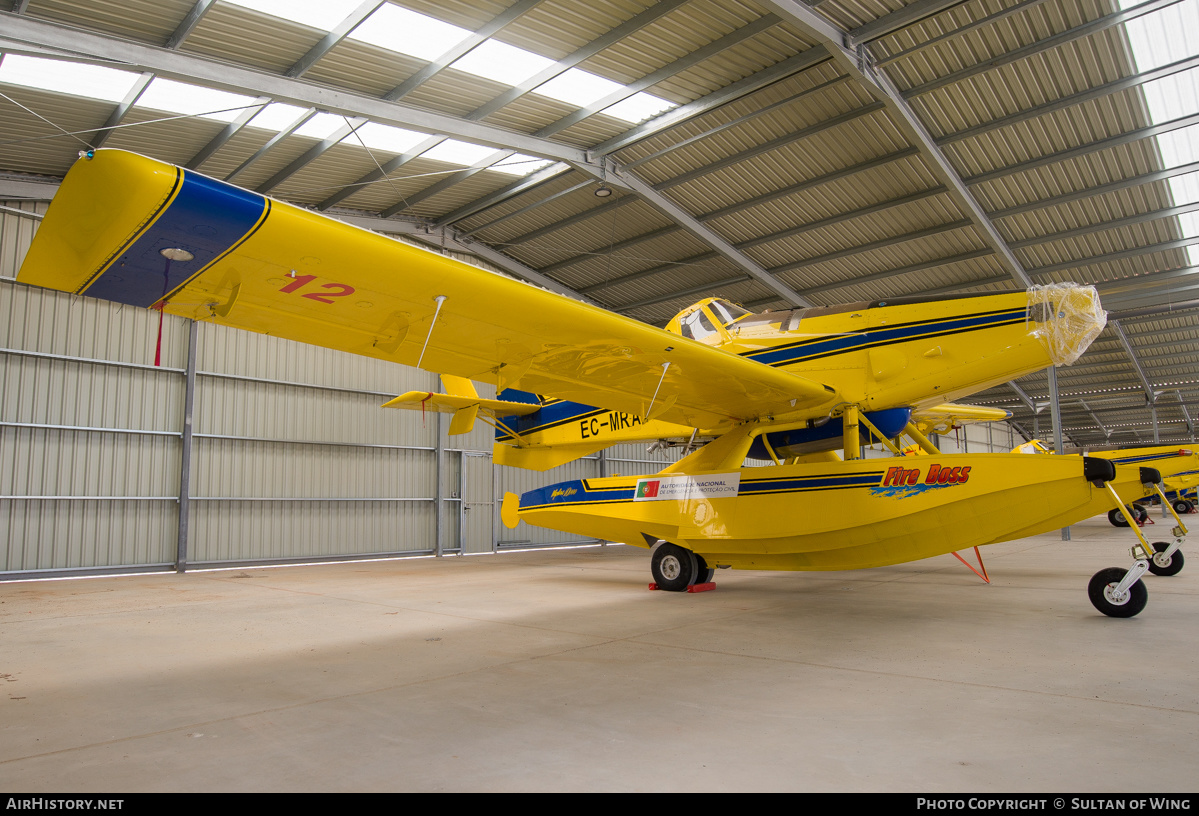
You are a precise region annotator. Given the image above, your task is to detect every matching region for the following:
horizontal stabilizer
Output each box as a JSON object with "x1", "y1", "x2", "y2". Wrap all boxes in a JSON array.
[
  {"x1": 912, "y1": 403, "x2": 1012, "y2": 435},
  {"x1": 382, "y1": 391, "x2": 540, "y2": 436}
]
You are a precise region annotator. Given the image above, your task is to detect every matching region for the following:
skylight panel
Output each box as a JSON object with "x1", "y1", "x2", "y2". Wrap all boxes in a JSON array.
[
  {"x1": 488, "y1": 155, "x2": 557, "y2": 176},
  {"x1": 0, "y1": 55, "x2": 140, "y2": 103},
  {"x1": 534, "y1": 68, "x2": 623, "y2": 107},
  {"x1": 1171, "y1": 171, "x2": 1199, "y2": 206},
  {"x1": 348, "y1": 4, "x2": 472, "y2": 61},
  {"x1": 1157, "y1": 127, "x2": 1199, "y2": 168},
  {"x1": 245, "y1": 102, "x2": 308, "y2": 131},
  {"x1": 420, "y1": 140, "x2": 497, "y2": 166},
  {"x1": 355, "y1": 123, "x2": 429, "y2": 154},
  {"x1": 1139, "y1": 70, "x2": 1199, "y2": 124},
  {"x1": 294, "y1": 112, "x2": 349, "y2": 140},
  {"x1": 602, "y1": 92, "x2": 676, "y2": 123},
  {"x1": 135, "y1": 78, "x2": 259, "y2": 123},
  {"x1": 1118, "y1": 0, "x2": 1198, "y2": 71},
  {"x1": 450, "y1": 40, "x2": 554, "y2": 86},
  {"x1": 222, "y1": 0, "x2": 364, "y2": 31},
  {"x1": 1117, "y1": 0, "x2": 1199, "y2": 266}
]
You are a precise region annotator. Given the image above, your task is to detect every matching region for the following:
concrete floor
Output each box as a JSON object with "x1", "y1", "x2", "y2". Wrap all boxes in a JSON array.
[{"x1": 1, "y1": 514, "x2": 1197, "y2": 793}]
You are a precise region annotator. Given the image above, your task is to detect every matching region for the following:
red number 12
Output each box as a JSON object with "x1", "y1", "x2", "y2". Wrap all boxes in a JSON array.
[{"x1": 279, "y1": 275, "x2": 356, "y2": 303}]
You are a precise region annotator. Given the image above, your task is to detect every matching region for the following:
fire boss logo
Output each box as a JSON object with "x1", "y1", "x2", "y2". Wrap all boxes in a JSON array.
[{"x1": 881, "y1": 464, "x2": 972, "y2": 487}]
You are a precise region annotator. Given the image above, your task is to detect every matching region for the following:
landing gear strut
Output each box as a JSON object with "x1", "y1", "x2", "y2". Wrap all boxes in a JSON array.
[{"x1": 1090, "y1": 469, "x2": 1190, "y2": 617}]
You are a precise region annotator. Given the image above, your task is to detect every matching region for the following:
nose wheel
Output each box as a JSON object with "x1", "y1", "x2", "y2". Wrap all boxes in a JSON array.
[
  {"x1": 1088, "y1": 564, "x2": 1148, "y2": 618},
  {"x1": 1147, "y1": 541, "x2": 1185, "y2": 576}
]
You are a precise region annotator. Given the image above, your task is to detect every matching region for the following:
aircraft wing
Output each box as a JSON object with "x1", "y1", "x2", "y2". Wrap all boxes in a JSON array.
[{"x1": 17, "y1": 150, "x2": 835, "y2": 430}]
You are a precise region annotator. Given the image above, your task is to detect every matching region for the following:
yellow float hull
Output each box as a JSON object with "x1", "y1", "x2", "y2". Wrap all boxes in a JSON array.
[{"x1": 507, "y1": 453, "x2": 1125, "y2": 571}]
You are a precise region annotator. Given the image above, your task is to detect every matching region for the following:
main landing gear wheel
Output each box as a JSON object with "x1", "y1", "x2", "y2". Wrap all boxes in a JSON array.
[
  {"x1": 651, "y1": 543, "x2": 698, "y2": 592},
  {"x1": 1088, "y1": 567, "x2": 1148, "y2": 618},
  {"x1": 1173, "y1": 499, "x2": 1193, "y2": 514},
  {"x1": 694, "y1": 553, "x2": 714, "y2": 585},
  {"x1": 1109, "y1": 506, "x2": 1149, "y2": 527},
  {"x1": 1147, "y1": 542, "x2": 1185, "y2": 577}
]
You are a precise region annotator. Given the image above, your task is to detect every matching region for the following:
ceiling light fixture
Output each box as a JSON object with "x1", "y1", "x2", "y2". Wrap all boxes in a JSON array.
[{"x1": 594, "y1": 184, "x2": 612, "y2": 198}]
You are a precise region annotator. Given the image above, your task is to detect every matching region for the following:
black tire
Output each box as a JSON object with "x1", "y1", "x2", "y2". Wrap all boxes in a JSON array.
[
  {"x1": 1108, "y1": 508, "x2": 1130, "y2": 527},
  {"x1": 1147, "y1": 542, "x2": 1185, "y2": 577},
  {"x1": 1134, "y1": 504, "x2": 1149, "y2": 523},
  {"x1": 1174, "y1": 500, "x2": 1192, "y2": 514},
  {"x1": 651, "y1": 543, "x2": 697, "y2": 592},
  {"x1": 694, "y1": 553, "x2": 714, "y2": 585},
  {"x1": 1088, "y1": 567, "x2": 1148, "y2": 618}
]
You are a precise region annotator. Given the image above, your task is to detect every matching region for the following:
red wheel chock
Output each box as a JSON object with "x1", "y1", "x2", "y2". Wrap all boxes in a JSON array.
[{"x1": 648, "y1": 582, "x2": 717, "y2": 592}]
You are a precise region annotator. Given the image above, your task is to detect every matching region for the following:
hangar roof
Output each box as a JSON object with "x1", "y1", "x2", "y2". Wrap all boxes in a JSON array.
[{"x1": 1, "y1": 0, "x2": 1197, "y2": 449}]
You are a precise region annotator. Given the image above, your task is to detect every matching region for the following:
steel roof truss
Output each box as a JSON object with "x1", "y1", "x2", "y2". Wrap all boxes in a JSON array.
[
  {"x1": 166, "y1": 0, "x2": 217, "y2": 50},
  {"x1": 286, "y1": 0, "x2": 387, "y2": 79},
  {"x1": 91, "y1": 71, "x2": 153, "y2": 149},
  {"x1": 1111, "y1": 319, "x2": 1158, "y2": 405}
]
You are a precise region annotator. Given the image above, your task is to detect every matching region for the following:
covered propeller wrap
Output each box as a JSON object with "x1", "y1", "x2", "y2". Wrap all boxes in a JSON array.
[{"x1": 1027, "y1": 283, "x2": 1107, "y2": 366}]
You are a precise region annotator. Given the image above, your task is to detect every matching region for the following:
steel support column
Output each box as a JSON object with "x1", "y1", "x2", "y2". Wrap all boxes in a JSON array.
[
  {"x1": 435, "y1": 393, "x2": 445, "y2": 558},
  {"x1": 1047, "y1": 365, "x2": 1069, "y2": 539},
  {"x1": 176, "y1": 319, "x2": 197, "y2": 572}
]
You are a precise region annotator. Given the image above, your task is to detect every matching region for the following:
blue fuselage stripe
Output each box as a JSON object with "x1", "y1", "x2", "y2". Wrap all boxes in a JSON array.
[
  {"x1": 82, "y1": 170, "x2": 269, "y2": 308},
  {"x1": 518, "y1": 471, "x2": 888, "y2": 510},
  {"x1": 1109, "y1": 453, "x2": 1186, "y2": 464},
  {"x1": 742, "y1": 308, "x2": 1026, "y2": 367}
]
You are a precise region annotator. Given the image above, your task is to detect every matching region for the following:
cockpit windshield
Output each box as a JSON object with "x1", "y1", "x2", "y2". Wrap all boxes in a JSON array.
[
  {"x1": 708, "y1": 299, "x2": 752, "y2": 327},
  {"x1": 679, "y1": 308, "x2": 719, "y2": 341}
]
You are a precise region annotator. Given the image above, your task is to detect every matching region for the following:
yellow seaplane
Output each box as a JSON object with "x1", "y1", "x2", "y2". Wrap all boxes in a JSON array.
[{"x1": 17, "y1": 149, "x2": 1185, "y2": 617}]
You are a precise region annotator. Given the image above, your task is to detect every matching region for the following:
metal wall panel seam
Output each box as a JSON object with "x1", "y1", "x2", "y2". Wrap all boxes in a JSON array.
[
  {"x1": 0, "y1": 347, "x2": 185, "y2": 373},
  {"x1": 0, "y1": 564, "x2": 176, "y2": 582},
  {"x1": 0, "y1": 496, "x2": 178, "y2": 500},
  {"x1": 0, "y1": 422, "x2": 180, "y2": 436},
  {"x1": 190, "y1": 434, "x2": 436, "y2": 451},
  {"x1": 189, "y1": 497, "x2": 436, "y2": 501},
  {"x1": 181, "y1": 550, "x2": 438, "y2": 572},
  {"x1": 496, "y1": 539, "x2": 604, "y2": 549},
  {"x1": 195, "y1": 369, "x2": 399, "y2": 397}
]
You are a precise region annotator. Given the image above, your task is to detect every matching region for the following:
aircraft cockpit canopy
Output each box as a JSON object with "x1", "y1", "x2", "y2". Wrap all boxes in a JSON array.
[
  {"x1": 707, "y1": 299, "x2": 752, "y2": 326},
  {"x1": 666, "y1": 298, "x2": 753, "y2": 343}
]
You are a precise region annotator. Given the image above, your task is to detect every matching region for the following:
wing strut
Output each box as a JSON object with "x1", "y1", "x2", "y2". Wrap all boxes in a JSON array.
[{"x1": 417, "y1": 295, "x2": 447, "y2": 369}]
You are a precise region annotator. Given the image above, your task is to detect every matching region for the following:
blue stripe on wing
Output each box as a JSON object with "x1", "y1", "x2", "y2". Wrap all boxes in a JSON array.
[{"x1": 83, "y1": 170, "x2": 268, "y2": 308}]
